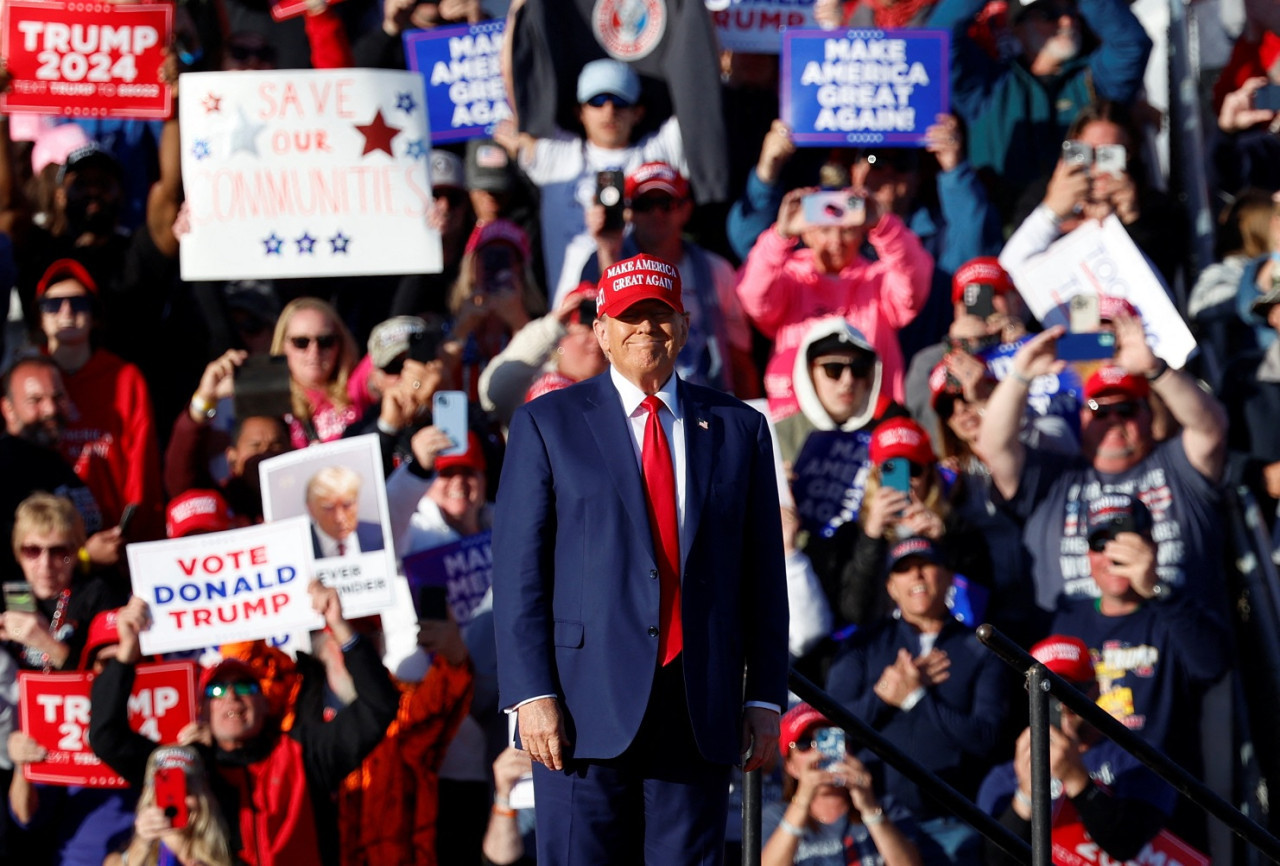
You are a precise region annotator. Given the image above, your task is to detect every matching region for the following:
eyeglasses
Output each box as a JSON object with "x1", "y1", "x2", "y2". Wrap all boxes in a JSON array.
[
  {"x1": 287, "y1": 334, "x2": 339, "y2": 351},
  {"x1": 19, "y1": 544, "x2": 72, "y2": 562},
  {"x1": 38, "y1": 296, "x2": 93, "y2": 315},
  {"x1": 1086, "y1": 399, "x2": 1140, "y2": 420},
  {"x1": 584, "y1": 93, "x2": 634, "y2": 109},
  {"x1": 205, "y1": 681, "x2": 261, "y2": 699},
  {"x1": 816, "y1": 358, "x2": 873, "y2": 380},
  {"x1": 631, "y1": 196, "x2": 679, "y2": 214}
]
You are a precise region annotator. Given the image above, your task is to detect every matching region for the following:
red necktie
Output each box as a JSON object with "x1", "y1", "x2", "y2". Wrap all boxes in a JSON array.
[
  {"x1": 337, "y1": 541, "x2": 346, "y2": 556},
  {"x1": 641, "y1": 395, "x2": 682, "y2": 665}
]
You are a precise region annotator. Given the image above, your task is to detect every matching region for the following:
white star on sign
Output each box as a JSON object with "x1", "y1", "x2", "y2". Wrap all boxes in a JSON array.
[{"x1": 229, "y1": 106, "x2": 265, "y2": 157}]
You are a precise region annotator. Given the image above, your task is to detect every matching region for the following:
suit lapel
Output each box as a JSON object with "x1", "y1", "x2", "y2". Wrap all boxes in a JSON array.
[
  {"x1": 583, "y1": 376, "x2": 655, "y2": 553},
  {"x1": 680, "y1": 381, "x2": 714, "y2": 571}
]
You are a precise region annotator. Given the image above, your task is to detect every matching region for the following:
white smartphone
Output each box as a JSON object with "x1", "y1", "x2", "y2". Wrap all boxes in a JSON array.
[{"x1": 432, "y1": 390, "x2": 469, "y2": 457}]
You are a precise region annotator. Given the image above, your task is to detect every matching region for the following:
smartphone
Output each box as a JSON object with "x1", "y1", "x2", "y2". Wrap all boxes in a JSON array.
[
  {"x1": 1068, "y1": 294, "x2": 1101, "y2": 333},
  {"x1": 432, "y1": 390, "x2": 468, "y2": 457},
  {"x1": 1255, "y1": 83, "x2": 1280, "y2": 111},
  {"x1": 408, "y1": 325, "x2": 442, "y2": 364},
  {"x1": 596, "y1": 170, "x2": 625, "y2": 232},
  {"x1": 416, "y1": 585, "x2": 449, "y2": 621},
  {"x1": 813, "y1": 726, "x2": 846, "y2": 770},
  {"x1": 1047, "y1": 696, "x2": 1064, "y2": 730},
  {"x1": 881, "y1": 458, "x2": 911, "y2": 495},
  {"x1": 234, "y1": 355, "x2": 292, "y2": 420},
  {"x1": 480, "y1": 245, "x2": 517, "y2": 294},
  {"x1": 1061, "y1": 140, "x2": 1093, "y2": 167},
  {"x1": 962, "y1": 283, "x2": 996, "y2": 319},
  {"x1": 1056, "y1": 331, "x2": 1117, "y2": 362},
  {"x1": 1092, "y1": 144, "x2": 1127, "y2": 178},
  {"x1": 2, "y1": 582, "x2": 36, "y2": 613},
  {"x1": 154, "y1": 767, "x2": 189, "y2": 829},
  {"x1": 577, "y1": 298, "x2": 598, "y2": 323},
  {"x1": 118, "y1": 503, "x2": 140, "y2": 537}
]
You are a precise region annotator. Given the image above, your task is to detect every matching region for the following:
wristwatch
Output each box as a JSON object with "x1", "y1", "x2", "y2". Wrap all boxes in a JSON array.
[
  {"x1": 1148, "y1": 581, "x2": 1172, "y2": 602},
  {"x1": 1144, "y1": 358, "x2": 1170, "y2": 382},
  {"x1": 190, "y1": 394, "x2": 216, "y2": 420}
]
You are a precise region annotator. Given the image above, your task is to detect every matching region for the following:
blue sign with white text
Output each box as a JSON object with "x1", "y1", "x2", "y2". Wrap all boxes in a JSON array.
[
  {"x1": 404, "y1": 20, "x2": 511, "y2": 144},
  {"x1": 781, "y1": 28, "x2": 949, "y2": 147}
]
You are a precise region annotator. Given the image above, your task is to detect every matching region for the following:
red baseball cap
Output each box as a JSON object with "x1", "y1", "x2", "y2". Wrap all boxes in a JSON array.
[
  {"x1": 951, "y1": 256, "x2": 1013, "y2": 305},
  {"x1": 464, "y1": 218, "x2": 531, "y2": 262},
  {"x1": 596, "y1": 254, "x2": 684, "y2": 318},
  {"x1": 1098, "y1": 294, "x2": 1139, "y2": 322},
  {"x1": 79, "y1": 608, "x2": 121, "y2": 670},
  {"x1": 37, "y1": 258, "x2": 98, "y2": 297},
  {"x1": 435, "y1": 431, "x2": 486, "y2": 474},
  {"x1": 1083, "y1": 365, "x2": 1149, "y2": 403},
  {"x1": 166, "y1": 489, "x2": 233, "y2": 538},
  {"x1": 624, "y1": 162, "x2": 688, "y2": 203},
  {"x1": 1030, "y1": 634, "x2": 1095, "y2": 684},
  {"x1": 869, "y1": 417, "x2": 935, "y2": 467},
  {"x1": 779, "y1": 703, "x2": 829, "y2": 752}
]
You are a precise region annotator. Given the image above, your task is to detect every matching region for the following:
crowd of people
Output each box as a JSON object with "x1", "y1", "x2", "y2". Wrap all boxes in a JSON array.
[{"x1": 0, "y1": 0, "x2": 1274, "y2": 862}]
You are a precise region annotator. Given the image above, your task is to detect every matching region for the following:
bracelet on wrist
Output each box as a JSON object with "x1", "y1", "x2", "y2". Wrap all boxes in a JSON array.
[
  {"x1": 777, "y1": 817, "x2": 805, "y2": 838},
  {"x1": 190, "y1": 393, "x2": 216, "y2": 420},
  {"x1": 862, "y1": 807, "x2": 885, "y2": 826},
  {"x1": 1010, "y1": 369, "x2": 1034, "y2": 387},
  {"x1": 491, "y1": 804, "x2": 516, "y2": 819},
  {"x1": 494, "y1": 795, "x2": 511, "y2": 809},
  {"x1": 1014, "y1": 789, "x2": 1033, "y2": 808},
  {"x1": 1144, "y1": 357, "x2": 1169, "y2": 382}
]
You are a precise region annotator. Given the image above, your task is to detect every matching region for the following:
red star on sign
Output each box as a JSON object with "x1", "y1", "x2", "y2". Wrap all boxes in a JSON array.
[
  {"x1": 355, "y1": 109, "x2": 400, "y2": 157},
  {"x1": 202, "y1": 93, "x2": 222, "y2": 113}
]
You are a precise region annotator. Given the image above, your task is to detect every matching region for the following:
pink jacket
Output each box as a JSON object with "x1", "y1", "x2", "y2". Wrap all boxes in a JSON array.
[{"x1": 735, "y1": 215, "x2": 933, "y2": 418}]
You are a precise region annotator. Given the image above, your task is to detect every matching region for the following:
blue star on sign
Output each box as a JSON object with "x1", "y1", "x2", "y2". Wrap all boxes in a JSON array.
[
  {"x1": 263, "y1": 233, "x2": 284, "y2": 255},
  {"x1": 192, "y1": 139, "x2": 211, "y2": 160},
  {"x1": 296, "y1": 232, "x2": 316, "y2": 254},
  {"x1": 396, "y1": 92, "x2": 417, "y2": 114},
  {"x1": 405, "y1": 139, "x2": 428, "y2": 160},
  {"x1": 330, "y1": 232, "x2": 351, "y2": 254}
]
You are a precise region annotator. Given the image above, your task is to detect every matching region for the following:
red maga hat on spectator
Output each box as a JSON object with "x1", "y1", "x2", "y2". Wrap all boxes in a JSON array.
[
  {"x1": 1030, "y1": 634, "x2": 1095, "y2": 684},
  {"x1": 779, "y1": 703, "x2": 830, "y2": 752},
  {"x1": 436, "y1": 431, "x2": 486, "y2": 474},
  {"x1": 464, "y1": 219, "x2": 531, "y2": 262},
  {"x1": 198, "y1": 657, "x2": 261, "y2": 697},
  {"x1": 625, "y1": 162, "x2": 688, "y2": 202},
  {"x1": 79, "y1": 608, "x2": 121, "y2": 670},
  {"x1": 166, "y1": 489, "x2": 233, "y2": 539},
  {"x1": 596, "y1": 254, "x2": 684, "y2": 317},
  {"x1": 869, "y1": 417, "x2": 934, "y2": 467},
  {"x1": 951, "y1": 256, "x2": 1013, "y2": 305},
  {"x1": 1085, "y1": 492, "x2": 1153, "y2": 544},
  {"x1": 36, "y1": 258, "x2": 97, "y2": 297},
  {"x1": 1083, "y1": 365, "x2": 1149, "y2": 403},
  {"x1": 1098, "y1": 294, "x2": 1139, "y2": 322}
]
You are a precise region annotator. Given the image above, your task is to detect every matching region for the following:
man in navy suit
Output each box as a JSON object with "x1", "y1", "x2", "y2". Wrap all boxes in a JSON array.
[
  {"x1": 305, "y1": 465, "x2": 384, "y2": 558},
  {"x1": 493, "y1": 253, "x2": 790, "y2": 864}
]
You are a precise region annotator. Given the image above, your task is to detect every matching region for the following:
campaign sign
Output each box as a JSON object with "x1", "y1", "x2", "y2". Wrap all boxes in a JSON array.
[
  {"x1": 1008, "y1": 216, "x2": 1197, "y2": 368},
  {"x1": 259, "y1": 435, "x2": 398, "y2": 619},
  {"x1": 1, "y1": 1, "x2": 171, "y2": 119},
  {"x1": 270, "y1": 0, "x2": 345, "y2": 22},
  {"x1": 19, "y1": 662, "x2": 197, "y2": 788},
  {"x1": 402, "y1": 530, "x2": 493, "y2": 627},
  {"x1": 781, "y1": 28, "x2": 948, "y2": 146},
  {"x1": 706, "y1": 0, "x2": 820, "y2": 54},
  {"x1": 178, "y1": 68, "x2": 442, "y2": 280},
  {"x1": 981, "y1": 338, "x2": 1083, "y2": 428},
  {"x1": 791, "y1": 429, "x2": 873, "y2": 539},
  {"x1": 404, "y1": 20, "x2": 511, "y2": 144},
  {"x1": 1053, "y1": 818, "x2": 1208, "y2": 866},
  {"x1": 129, "y1": 518, "x2": 323, "y2": 655}
]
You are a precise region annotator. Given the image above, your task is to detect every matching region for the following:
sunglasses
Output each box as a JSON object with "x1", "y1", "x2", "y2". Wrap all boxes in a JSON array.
[
  {"x1": 38, "y1": 296, "x2": 93, "y2": 315},
  {"x1": 1086, "y1": 399, "x2": 1140, "y2": 420},
  {"x1": 19, "y1": 544, "x2": 72, "y2": 562},
  {"x1": 585, "y1": 93, "x2": 634, "y2": 109},
  {"x1": 288, "y1": 334, "x2": 339, "y2": 351},
  {"x1": 631, "y1": 196, "x2": 679, "y2": 214},
  {"x1": 381, "y1": 354, "x2": 409, "y2": 376},
  {"x1": 816, "y1": 358, "x2": 873, "y2": 380},
  {"x1": 205, "y1": 681, "x2": 261, "y2": 699}
]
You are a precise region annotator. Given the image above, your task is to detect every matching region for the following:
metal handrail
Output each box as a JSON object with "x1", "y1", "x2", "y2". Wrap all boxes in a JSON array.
[{"x1": 977, "y1": 623, "x2": 1280, "y2": 863}]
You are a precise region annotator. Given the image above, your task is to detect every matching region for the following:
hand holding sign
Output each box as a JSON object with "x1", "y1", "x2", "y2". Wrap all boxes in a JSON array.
[
  {"x1": 309, "y1": 580, "x2": 352, "y2": 644},
  {"x1": 114, "y1": 595, "x2": 151, "y2": 665}
]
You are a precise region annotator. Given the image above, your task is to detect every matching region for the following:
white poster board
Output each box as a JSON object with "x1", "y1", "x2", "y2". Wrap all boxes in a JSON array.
[
  {"x1": 128, "y1": 518, "x2": 323, "y2": 655},
  {"x1": 1008, "y1": 216, "x2": 1196, "y2": 368},
  {"x1": 706, "y1": 0, "x2": 820, "y2": 53},
  {"x1": 178, "y1": 68, "x2": 442, "y2": 280},
  {"x1": 259, "y1": 435, "x2": 397, "y2": 619}
]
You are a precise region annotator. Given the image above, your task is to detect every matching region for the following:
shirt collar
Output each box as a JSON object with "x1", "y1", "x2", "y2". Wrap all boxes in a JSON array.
[{"x1": 609, "y1": 366, "x2": 681, "y2": 420}]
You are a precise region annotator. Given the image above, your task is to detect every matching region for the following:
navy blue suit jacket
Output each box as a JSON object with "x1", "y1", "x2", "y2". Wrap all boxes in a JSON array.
[
  {"x1": 492, "y1": 373, "x2": 790, "y2": 766},
  {"x1": 311, "y1": 521, "x2": 384, "y2": 559}
]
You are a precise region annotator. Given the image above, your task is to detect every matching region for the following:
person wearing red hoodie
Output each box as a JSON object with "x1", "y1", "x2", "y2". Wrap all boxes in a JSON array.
[{"x1": 36, "y1": 258, "x2": 165, "y2": 540}]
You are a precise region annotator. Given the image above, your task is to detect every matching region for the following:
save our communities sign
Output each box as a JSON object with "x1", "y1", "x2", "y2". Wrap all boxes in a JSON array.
[
  {"x1": 781, "y1": 28, "x2": 948, "y2": 146},
  {"x1": 177, "y1": 68, "x2": 442, "y2": 280},
  {"x1": 127, "y1": 518, "x2": 323, "y2": 655},
  {"x1": 0, "y1": 0, "x2": 171, "y2": 119},
  {"x1": 404, "y1": 19, "x2": 510, "y2": 144},
  {"x1": 19, "y1": 662, "x2": 196, "y2": 788}
]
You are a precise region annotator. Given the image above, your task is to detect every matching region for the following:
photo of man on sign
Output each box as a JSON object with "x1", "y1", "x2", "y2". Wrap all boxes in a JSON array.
[{"x1": 305, "y1": 465, "x2": 385, "y2": 558}]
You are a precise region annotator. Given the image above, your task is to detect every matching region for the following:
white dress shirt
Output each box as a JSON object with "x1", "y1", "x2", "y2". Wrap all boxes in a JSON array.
[{"x1": 313, "y1": 524, "x2": 360, "y2": 558}]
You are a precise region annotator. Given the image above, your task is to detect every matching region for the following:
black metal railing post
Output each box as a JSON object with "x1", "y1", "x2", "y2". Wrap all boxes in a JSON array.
[
  {"x1": 1027, "y1": 662, "x2": 1052, "y2": 866},
  {"x1": 741, "y1": 767, "x2": 762, "y2": 866}
]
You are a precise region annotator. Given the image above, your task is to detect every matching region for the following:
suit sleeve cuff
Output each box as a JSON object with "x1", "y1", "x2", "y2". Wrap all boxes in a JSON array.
[
  {"x1": 504, "y1": 693, "x2": 557, "y2": 713},
  {"x1": 899, "y1": 687, "x2": 927, "y2": 711},
  {"x1": 744, "y1": 701, "x2": 781, "y2": 714}
]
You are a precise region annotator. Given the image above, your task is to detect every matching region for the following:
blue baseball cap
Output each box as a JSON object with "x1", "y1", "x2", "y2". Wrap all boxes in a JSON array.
[{"x1": 576, "y1": 59, "x2": 640, "y2": 105}]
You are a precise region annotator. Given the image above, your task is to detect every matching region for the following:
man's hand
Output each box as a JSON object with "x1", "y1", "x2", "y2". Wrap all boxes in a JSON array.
[
  {"x1": 756, "y1": 120, "x2": 796, "y2": 185},
  {"x1": 85, "y1": 527, "x2": 124, "y2": 566},
  {"x1": 518, "y1": 696, "x2": 570, "y2": 771},
  {"x1": 309, "y1": 581, "x2": 352, "y2": 644},
  {"x1": 1110, "y1": 312, "x2": 1159, "y2": 378},
  {"x1": 1100, "y1": 531, "x2": 1159, "y2": 597},
  {"x1": 115, "y1": 596, "x2": 151, "y2": 665},
  {"x1": 873, "y1": 648, "x2": 923, "y2": 707},
  {"x1": 740, "y1": 705, "x2": 779, "y2": 772},
  {"x1": 1043, "y1": 159, "x2": 1089, "y2": 220},
  {"x1": 1009, "y1": 325, "x2": 1067, "y2": 383},
  {"x1": 913, "y1": 648, "x2": 951, "y2": 687},
  {"x1": 1219, "y1": 76, "x2": 1276, "y2": 133},
  {"x1": 191, "y1": 349, "x2": 247, "y2": 422}
]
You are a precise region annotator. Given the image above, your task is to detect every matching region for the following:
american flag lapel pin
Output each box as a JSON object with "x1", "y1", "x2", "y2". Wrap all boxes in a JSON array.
[{"x1": 697, "y1": 418, "x2": 709, "y2": 430}]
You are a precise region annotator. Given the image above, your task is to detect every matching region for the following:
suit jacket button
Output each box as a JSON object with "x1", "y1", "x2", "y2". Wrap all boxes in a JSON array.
[
  {"x1": 649, "y1": 569, "x2": 658, "y2": 579},
  {"x1": 648, "y1": 626, "x2": 659, "y2": 637}
]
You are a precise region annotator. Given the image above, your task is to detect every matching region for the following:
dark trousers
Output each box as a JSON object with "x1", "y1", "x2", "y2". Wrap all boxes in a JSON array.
[{"x1": 532, "y1": 658, "x2": 733, "y2": 865}]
